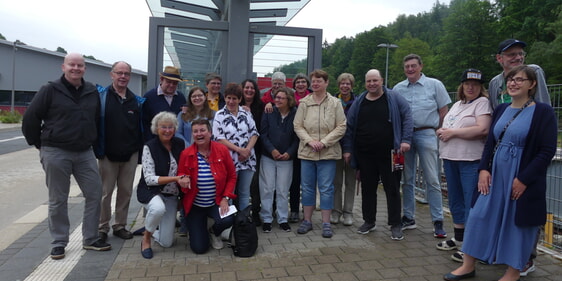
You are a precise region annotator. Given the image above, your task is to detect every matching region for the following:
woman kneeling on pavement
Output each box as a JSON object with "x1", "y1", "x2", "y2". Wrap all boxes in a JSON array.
[
  {"x1": 178, "y1": 119, "x2": 237, "y2": 254},
  {"x1": 137, "y1": 112, "x2": 185, "y2": 259}
]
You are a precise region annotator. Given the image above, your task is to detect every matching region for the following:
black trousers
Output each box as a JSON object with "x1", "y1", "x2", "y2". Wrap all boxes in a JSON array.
[{"x1": 356, "y1": 150, "x2": 402, "y2": 226}]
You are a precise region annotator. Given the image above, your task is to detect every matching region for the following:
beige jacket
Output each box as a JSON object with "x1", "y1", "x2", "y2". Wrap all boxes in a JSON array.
[{"x1": 293, "y1": 93, "x2": 346, "y2": 161}]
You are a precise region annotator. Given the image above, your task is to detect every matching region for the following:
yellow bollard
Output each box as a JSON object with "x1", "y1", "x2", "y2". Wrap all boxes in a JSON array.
[{"x1": 545, "y1": 213, "x2": 554, "y2": 246}]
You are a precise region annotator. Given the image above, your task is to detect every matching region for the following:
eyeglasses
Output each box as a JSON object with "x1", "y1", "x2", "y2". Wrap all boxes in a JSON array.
[
  {"x1": 113, "y1": 71, "x2": 131, "y2": 77},
  {"x1": 502, "y1": 51, "x2": 526, "y2": 59},
  {"x1": 275, "y1": 96, "x2": 287, "y2": 100},
  {"x1": 506, "y1": 77, "x2": 530, "y2": 84},
  {"x1": 158, "y1": 126, "x2": 175, "y2": 131},
  {"x1": 191, "y1": 94, "x2": 205, "y2": 98}
]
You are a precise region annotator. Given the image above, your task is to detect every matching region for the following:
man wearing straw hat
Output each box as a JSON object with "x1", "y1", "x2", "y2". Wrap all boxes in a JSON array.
[{"x1": 142, "y1": 66, "x2": 187, "y2": 141}]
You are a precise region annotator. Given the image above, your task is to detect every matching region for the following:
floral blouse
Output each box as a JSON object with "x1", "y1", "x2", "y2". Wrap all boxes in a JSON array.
[
  {"x1": 142, "y1": 145, "x2": 179, "y2": 196},
  {"x1": 212, "y1": 105, "x2": 259, "y2": 171}
]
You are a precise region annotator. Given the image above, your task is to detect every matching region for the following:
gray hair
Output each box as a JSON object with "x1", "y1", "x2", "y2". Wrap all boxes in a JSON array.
[
  {"x1": 150, "y1": 111, "x2": 178, "y2": 134},
  {"x1": 271, "y1": 71, "x2": 286, "y2": 82}
]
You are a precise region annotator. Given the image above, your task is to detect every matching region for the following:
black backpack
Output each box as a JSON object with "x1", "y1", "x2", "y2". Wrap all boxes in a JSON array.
[{"x1": 229, "y1": 205, "x2": 258, "y2": 257}]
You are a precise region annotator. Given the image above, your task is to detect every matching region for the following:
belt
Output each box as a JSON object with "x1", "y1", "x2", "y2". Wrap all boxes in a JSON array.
[{"x1": 414, "y1": 127, "x2": 435, "y2": 132}]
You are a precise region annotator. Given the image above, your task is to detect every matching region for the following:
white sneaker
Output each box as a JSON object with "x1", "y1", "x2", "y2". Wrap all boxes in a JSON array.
[
  {"x1": 209, "y1": 228, "x2": 224, "y2": 249},
  {"x1": 519, "y1": 260, "x2": 536, "y2": 276},
  {"x1": 342, "y1": 214, "x2": 353, "y2": 226}
]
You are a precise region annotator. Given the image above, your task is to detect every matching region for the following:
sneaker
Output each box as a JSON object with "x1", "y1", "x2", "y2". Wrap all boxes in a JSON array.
[
  {"x1": 262, "y1": 223, "x2": 272, "y2": 233},
  {"x1": 357, "y1": 222, "x2": 377, "y2": 234},
  {"x1": 280, "y1": 222, "x2": 291, "y2": 232},
  {"x1": 390, "y1": 224, "x2": 404, "y2": 240},
  {"x1": 433, "y1": 221, "x2": 447, "y2": 238},
  {"x1": 83, "y1": 239, "x2": 111, "y2": 251},
  {"x1": 437, "y1": 238, "x2": 460, "y2": 251},
  {"x1": 342, "y1": 214, "x2": 353, "y2": 226},
  {"x1": 322, "y1": 223, "x2": 333, "y2": 238},
  {"x1": 289, "y1": 212, "x2": 300, "y2": 223},
  {"x1": 519, "y1": 260, "x2": 536, "y2": 276},
  {"x1": 401, "y1": 216, "x2": 417, "y2": 230},
  {"x1": 297, "y1": 220, "x2": 313, "y2": 234},
  {"x1": 50, "y1": 246, "x2": 65, "y2": 260},
  {"x1": 451, "y1": 250, "x2": 464, "y2": 263},
  {"x1": 209, "y1": 228, "x2": 224, "y2": 249},
  {"x1": 330, "y1": 212, "x2": 341, "y2": 224}
]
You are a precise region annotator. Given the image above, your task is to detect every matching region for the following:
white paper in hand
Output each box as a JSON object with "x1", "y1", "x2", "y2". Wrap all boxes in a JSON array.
[{"x1": 220, "y1": 205, "x2": 238, "y2": 218}]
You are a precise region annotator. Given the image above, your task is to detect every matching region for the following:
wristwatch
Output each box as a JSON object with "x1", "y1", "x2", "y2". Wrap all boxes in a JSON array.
[{"x1": 223, "y1": 196, "x2": 230, "y2": 200}]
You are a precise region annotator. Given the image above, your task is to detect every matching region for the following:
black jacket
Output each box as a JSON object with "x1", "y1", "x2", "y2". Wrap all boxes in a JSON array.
[
  {"x1": 22, "y1": 76, "x2": 100, "y2": 151},
  {"x1": 137, "y1": 136, "x2": 185, "y2": 204}
]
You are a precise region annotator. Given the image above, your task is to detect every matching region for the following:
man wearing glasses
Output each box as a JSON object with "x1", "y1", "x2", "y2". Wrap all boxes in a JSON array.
[
  {"x1": 95, "y1": 61, "x2": 144, "y2": 243},
  {"x1": 488, "y1": 39, "x2": 550, "y2": 109}
]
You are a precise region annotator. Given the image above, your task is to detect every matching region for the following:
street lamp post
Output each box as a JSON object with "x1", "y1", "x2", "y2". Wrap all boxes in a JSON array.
[
  {"x1": 377, "y1": 43, "x2": 398, "y2": 88},
  {"x1": 11, "y1": 41, "x2": 17, "y2": 113}
]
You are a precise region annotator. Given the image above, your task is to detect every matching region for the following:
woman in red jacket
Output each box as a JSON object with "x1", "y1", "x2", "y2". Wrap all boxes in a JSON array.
[{"x1": 177, "y1": 119, "x2": 237, "y2": 254}]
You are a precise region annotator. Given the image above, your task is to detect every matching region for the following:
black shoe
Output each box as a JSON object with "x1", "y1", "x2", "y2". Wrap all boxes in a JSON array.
[
  {"x1": 280, "y1": 222, "x2": 291, "y2": 232},
  {"x1": 83, "y1": 239, "x2": 111, "y2": 251},
  {"x1": 262, "y1": 223, "x2": 272, "y2": 233},
  {"x1": 113, "y1": 228, "x2": 133, "y2": 240},
  {"x1": 50, "y1": 246, "x2": 65, "y2": 260},
  {"x1": 443, "y1": 270, "x2": 475, "y2": 281},
  {"x1": 98, "y1": 232, "x2": 108, "y2": 243}
]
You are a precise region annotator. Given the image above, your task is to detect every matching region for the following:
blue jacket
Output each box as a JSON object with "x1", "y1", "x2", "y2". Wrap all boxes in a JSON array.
[
  {"x1": 94, "y1": 84, "x2": 145, "y2": 160},
  {"x1": 260, "y1": 107, "x2": 299, "y2": 160},
  {"x1": 343, "y1": 87, "x2": 413, "y2": 169},
  {"x1": 477, "y1": 102, "x2": 557, "y2": 226}
]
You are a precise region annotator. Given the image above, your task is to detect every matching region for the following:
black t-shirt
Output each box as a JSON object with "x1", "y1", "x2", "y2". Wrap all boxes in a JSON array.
[{"x1": 355, "y1": 94, "x2": 394, "y2": 154}]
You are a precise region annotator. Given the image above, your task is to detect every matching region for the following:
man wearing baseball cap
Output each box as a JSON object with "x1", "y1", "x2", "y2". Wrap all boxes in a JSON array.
[
  {"x1": 488, "y1": 39, "x2": 550, "y2": 110},
  {"x1": 142, "y1": 66, "x2": 187, "y2": 141}
]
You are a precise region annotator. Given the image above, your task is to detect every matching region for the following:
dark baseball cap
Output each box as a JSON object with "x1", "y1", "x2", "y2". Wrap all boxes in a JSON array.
[
  {"x1": 497, "y1": 39, "x2": 527, "y2": 54},
  {"x1": 461, "y1": 68, "x2": 484, "y2": 83}
]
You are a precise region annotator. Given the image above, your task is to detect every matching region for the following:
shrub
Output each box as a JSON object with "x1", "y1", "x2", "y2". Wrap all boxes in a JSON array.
[{"x1": 0, "y1": 110, "x2": 22, "y2": 123}]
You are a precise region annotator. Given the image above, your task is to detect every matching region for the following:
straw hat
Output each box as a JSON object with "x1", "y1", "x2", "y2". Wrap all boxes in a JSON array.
[{"x1": 160, "y1": 66, "x2": 182, "y2": 82}]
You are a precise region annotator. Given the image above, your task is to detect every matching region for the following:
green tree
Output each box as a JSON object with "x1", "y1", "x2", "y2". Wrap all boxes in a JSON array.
[
  {"x1": 56, "y1": 47, "x2": 67, "y2": 54},
  {"x1": 433, "y1": 0, "x2": 498, "y2": 89},
  {"x1": 0, "y1": 33, "x2": 6, "y2": 40},
  {"x1": 349, "y1": 27, "x2": 391, "y2": 92},
  {"x1": 387, "y1": 34, "x2": 433, "y2": 88},
  {"x1": 495, "y1": 0, "x2": 561, "y2": 43},
  {"x1": 526, "y1": 10, "x2": 562, "y2": 84}
]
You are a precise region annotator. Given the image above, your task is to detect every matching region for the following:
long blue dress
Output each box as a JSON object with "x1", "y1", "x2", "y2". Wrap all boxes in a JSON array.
[{"x1": 462, "y1": 105, "x2": 538, "y2": 271}]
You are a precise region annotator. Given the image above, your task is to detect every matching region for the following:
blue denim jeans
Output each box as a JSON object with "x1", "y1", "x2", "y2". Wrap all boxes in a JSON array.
[
  {"x1": 185, "y1": 205, "x2": 234, "y2": 254},
  {"x1": 300, "y1": 160, "x2": 336, "y2": 210},
  {"x1": 259, "y1": 156, "x2": 293, "y2": 223},
  {"x1": 443, "y1": 159, "x2": 479, "y2": 225},
  {"x1": 402, "y1": 129, "x2": 444, "y2": 222},
  {"x1": 236, "y1": 169, "x2": 254, "y2": 211}
]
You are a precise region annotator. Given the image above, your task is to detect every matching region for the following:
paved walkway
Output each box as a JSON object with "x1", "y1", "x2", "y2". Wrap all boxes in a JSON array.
[
  {"x1": 0, "y1": 126, "x2": 560, "y2": 280},
  {"x1": 104, "y1": 190, "x2": 560, "y2": 281}
]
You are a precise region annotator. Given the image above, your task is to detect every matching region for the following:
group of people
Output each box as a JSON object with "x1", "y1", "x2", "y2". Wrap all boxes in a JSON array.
[{"x1": 21, "y1": 37, "x2": 556, "y2": 281}]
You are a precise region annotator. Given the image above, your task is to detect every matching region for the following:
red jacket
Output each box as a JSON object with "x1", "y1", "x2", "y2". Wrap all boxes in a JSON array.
[{"x1": 178, "y1": 141, "x2": 237, "y2": 215}]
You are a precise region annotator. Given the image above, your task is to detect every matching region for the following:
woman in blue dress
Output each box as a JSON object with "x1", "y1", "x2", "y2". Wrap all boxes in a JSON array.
[{"x1": 444, "y1": 65, "x2": 557, "y2": 281}]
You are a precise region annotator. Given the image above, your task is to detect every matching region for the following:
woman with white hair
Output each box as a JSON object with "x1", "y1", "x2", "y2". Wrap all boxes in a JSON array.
[
  {"x1": 136, "y1": 111, "x2": 185, "y2": 259},
  {"x1": 262, "y1": 71, "x2": 286, "y2": 113}
]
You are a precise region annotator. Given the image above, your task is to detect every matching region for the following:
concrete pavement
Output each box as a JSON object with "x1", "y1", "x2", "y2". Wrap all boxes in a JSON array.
[{"x1": 0, "y1": 123, "x2": 560, "y2": 280}]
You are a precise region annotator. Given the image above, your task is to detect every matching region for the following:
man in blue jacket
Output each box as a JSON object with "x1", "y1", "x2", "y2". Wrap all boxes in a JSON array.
[
  {"x1": 343, "y1": 69, "x2": 413, "y2": 240},
  {"x1": 95, "y1": 61, "x2": 144, "y2": 242},
  {"x1": 22, "y1": 53, "x2": 111, "y2": 260}
]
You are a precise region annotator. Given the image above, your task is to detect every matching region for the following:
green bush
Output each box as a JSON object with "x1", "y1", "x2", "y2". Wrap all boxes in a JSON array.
[{"x1": 0, "y1": 110, "x2": 22, "y2": 123}]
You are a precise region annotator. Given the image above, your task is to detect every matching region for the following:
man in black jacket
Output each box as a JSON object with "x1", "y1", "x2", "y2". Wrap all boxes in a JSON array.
[
  {"x1": 22, "y1": 53, "x2": 111, "y2": 260},
  {"x1": 95, "y1": 61, "x2": 143, "y2": 242}
]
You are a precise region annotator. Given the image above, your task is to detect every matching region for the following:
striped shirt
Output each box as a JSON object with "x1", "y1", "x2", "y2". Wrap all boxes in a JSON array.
[{"x1": 193, "y1": 153, "x2": 216, "y2": 207}]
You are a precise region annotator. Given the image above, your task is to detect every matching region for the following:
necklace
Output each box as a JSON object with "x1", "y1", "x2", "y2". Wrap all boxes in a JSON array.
[{"x1": 198, "y1": 151, "x2": 210, "y2": 162}]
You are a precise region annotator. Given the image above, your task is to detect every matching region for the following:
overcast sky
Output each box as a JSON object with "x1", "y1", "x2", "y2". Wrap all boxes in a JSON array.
[{"x1": 0, "y1": 0, "x2": 449, "y2": 73}]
